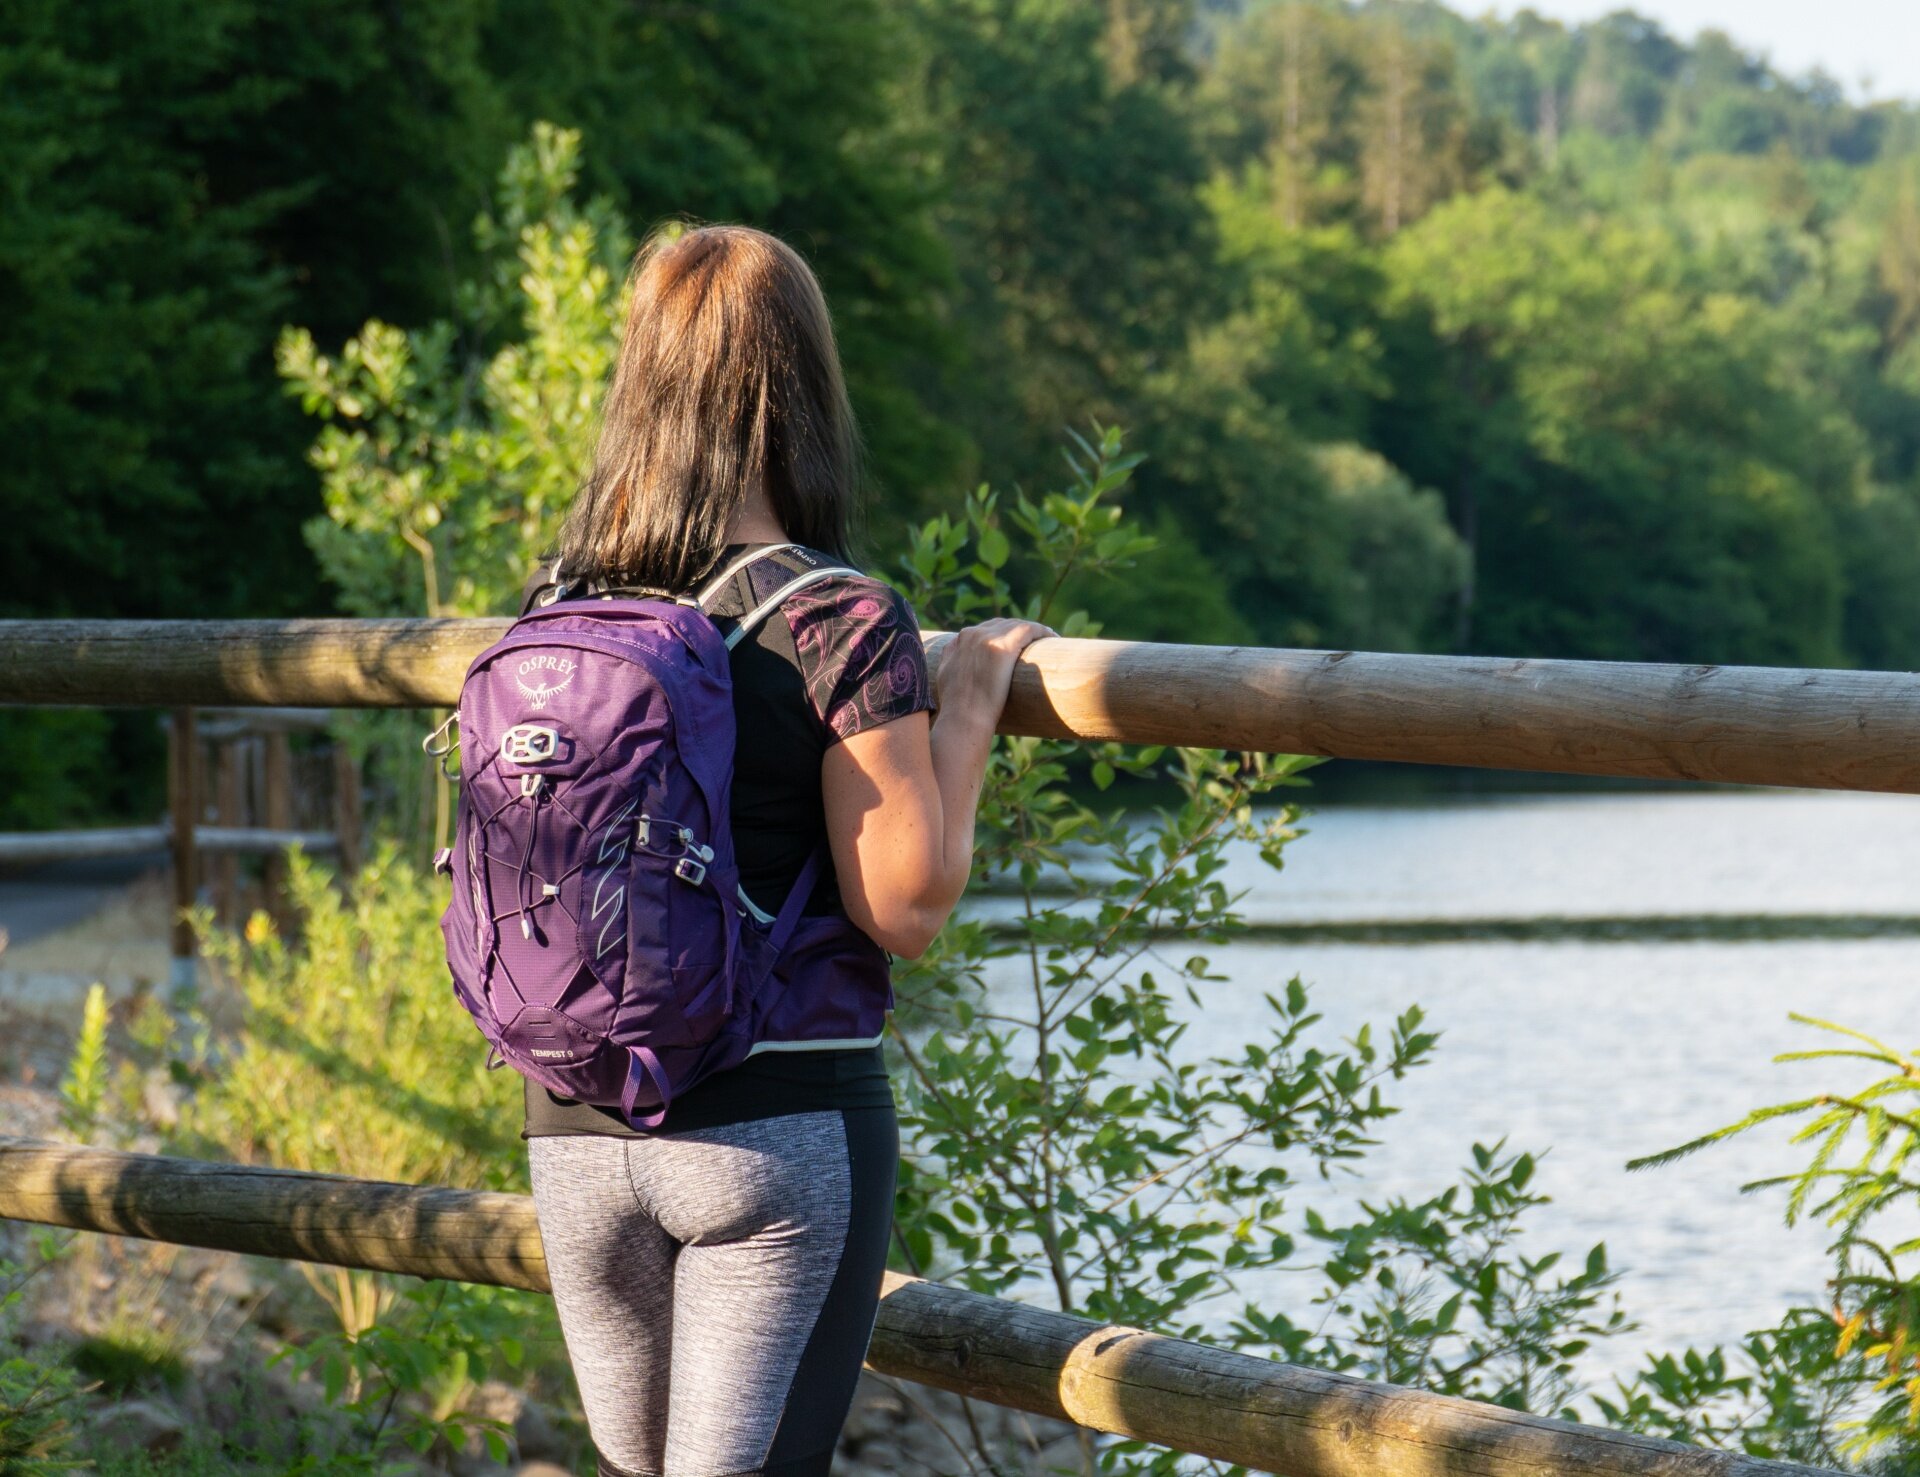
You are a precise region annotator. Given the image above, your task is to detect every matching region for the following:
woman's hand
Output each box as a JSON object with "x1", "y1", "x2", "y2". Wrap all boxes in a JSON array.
[
  {"x1": 932, "y1": 618, "x2": 1055, "y2": 728},
  {"x1": 822, "y1": 617, "x2": 1054, "y2": 959}
]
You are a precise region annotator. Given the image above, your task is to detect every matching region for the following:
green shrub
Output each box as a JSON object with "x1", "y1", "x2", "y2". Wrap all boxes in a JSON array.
[
  {"x1": 0, "y1": 1254, "x2": 87, "y2": 1475},
  {"x1": 69, "y1": 1321, "x2": 188, "y2": 1396},
  {"x1": 176, "y1": 848, "x2": 523, "y2": 1190},
  {"x1": 1618, "y1": 1015, "x2": 1920, "y2": 1468},
  {"x1": 56, "y1": 983, "x2": 110, "y2": 1144},
  {"x1": 884, "y1": 427, "x2": 1625, "y2": 1471},
  {"x1": 0, "y1": 1352, "x2": 85, "y2": 1475},
  {"x1": 157, "y1": 849, "x2": 547, "y2": 1466}
]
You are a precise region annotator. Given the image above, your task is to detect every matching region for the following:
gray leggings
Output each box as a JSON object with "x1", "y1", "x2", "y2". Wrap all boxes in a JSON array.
[{"x1": 527, "y1": 1108, "x2": 898, "y2": 1477}]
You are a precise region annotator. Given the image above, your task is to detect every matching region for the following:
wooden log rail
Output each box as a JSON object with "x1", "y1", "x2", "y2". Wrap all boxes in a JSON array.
[
  {"x1": 0, "y1": 825, "x2": 170, "y2": 864},
  {"x1": 2, "y1": 619, "x2": 1918, "y2": 792},
  {"x1": 0, "y1": 826, "x2": 339, "y2": 867},
  {"x1": 0, "y1": 1139, "x2": 1830, "y2": 1477}
]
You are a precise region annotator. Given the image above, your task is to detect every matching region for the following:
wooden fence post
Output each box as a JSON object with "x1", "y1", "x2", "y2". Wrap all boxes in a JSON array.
[
  {"x1": 213, "y1": 740, "x2": 243, "y2": 925},
  {"x1": 333, "y1": 739, "x2": 363, "y2": 881},
  {"x1": 166, "y1": 707, "x2": 198, "y2": 993},
  {"x1": 262, "y1": 730, "x2": 292, "y2": 933}
]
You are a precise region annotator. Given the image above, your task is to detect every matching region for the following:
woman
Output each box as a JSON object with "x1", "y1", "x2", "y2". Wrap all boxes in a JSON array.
[{"x1": 521, "y1": 223, "x2": 1049, "y2": 1477}]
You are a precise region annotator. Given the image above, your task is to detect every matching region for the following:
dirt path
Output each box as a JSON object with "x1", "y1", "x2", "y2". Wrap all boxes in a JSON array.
[{"x1": 0, "y1": 854, "x2": 166, "y2": 950}]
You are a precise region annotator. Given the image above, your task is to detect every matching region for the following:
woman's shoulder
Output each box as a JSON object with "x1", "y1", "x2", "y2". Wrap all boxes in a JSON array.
[
  {"x1": 784, "y1": 558, "x2": 920, "y2": 632},
  {"x1": 776, "y1": 559, "x2": 931, "y2": 741}
]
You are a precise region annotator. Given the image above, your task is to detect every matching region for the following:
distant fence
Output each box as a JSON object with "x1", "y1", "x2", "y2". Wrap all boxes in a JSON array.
[
  {"x1": 0, "y1": 703, "x2": 359, "y2": 977},
  {"x1": 0, "y1": 1138, "x2": 1837, "y2": 1477},
  {"x1": 0, "y1": 824, "x2": 338, "y2": 866}
]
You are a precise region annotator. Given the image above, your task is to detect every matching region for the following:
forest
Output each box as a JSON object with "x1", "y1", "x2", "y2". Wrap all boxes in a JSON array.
[{"x1": 9, "y1": 0, "x2": 1920, "y2": 825}]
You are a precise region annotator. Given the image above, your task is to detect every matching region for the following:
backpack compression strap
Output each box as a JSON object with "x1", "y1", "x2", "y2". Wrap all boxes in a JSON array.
[{"x1": 620, "y1": 1047, "x2": 674, "y2": 1131}]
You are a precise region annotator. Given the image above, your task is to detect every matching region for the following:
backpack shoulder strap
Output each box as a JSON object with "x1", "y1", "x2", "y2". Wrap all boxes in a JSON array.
[
  {"x1": 691, "y1": 543, "x2": 802, "y2": 606},
  {"x1": 519, "y1": 557, "x2": 576, "y2": 616},
  {"x1": 697, "y1": 544, "x2": 862, "y2": 651}
]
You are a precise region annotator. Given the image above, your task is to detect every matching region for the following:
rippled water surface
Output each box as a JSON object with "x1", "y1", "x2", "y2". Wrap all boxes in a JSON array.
[
  {"x1": 994, "y1": 787, "x2": 1920, "y2": 1379},
  {"x1": 1242, "y1": 787, "x2": 1920, "y2": 921}
]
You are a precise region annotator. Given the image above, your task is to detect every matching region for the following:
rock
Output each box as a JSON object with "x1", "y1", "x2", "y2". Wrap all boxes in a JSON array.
[
  {"x1": 469, "y1": 1379, "x2": 525, "y2": 1422},
  {"x1": 513, "y1": 1395, "x2": 569, "y2": 1462},
  {"x1": 832, "y1": 1373, "x2": 1080, "y2": 1475},
  {"x1": 201, "y1": 1254, "x2": 261, "y2": 1307},
  {"x1": 92, "y1": 1397, "x2": 188, "y2": 1455},
  {"x1": 451, "y1": 1452, "x2": 514, "y2": 1477},
  {"x1": 447, "y1": 1379, "x2": 528, "y2": 1473},
  {"x1": 16, "y1": 1316, "x2": 70, "y2": 1351},
  {"x1": 141, "y1": 1067, "x2": 183, "y2": 1129}
]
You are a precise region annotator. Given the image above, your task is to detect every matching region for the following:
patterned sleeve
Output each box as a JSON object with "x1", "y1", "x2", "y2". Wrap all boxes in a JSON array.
[{"x1": 783, "y1": 577, "x2": 933, "y2": 743}]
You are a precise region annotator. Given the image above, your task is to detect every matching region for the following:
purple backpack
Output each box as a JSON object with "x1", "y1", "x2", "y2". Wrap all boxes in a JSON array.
[{"x1": 434, "y1": 545, "x2": 860, "y2": 1128}]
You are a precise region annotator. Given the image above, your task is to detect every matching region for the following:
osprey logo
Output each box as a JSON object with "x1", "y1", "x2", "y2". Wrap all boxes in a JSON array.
[{"x1": 515, "y1": 653, "x2": 578, "y2": 710}]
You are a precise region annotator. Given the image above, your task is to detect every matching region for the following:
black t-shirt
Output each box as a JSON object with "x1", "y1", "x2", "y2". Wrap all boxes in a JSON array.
[{"x1": 519, "y1": 543, "x2": 933, "y2": 1138}]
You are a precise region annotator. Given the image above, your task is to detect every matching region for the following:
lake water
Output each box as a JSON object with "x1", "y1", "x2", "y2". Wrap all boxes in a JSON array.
[{"x1": 987, "y1": 786, "x2": 1920, "y2": 1383}]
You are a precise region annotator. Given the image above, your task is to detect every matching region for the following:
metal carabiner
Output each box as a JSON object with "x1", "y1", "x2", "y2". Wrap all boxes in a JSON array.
[{"x1": 422, "y1": 711, "x2": 462, "y2": 778}]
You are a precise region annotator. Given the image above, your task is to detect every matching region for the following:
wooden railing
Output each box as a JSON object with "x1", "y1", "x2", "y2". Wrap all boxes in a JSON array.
[
  {"x1": 0, "y1": 1138, "x2": 1833, "y2": 1477},
  {"x1": 2, "y1": 619, "x2": 1917, "y2": 791},
  {"x1": 0, "y1": 618, "x2": 1896, "y2": 1473},
  {"x1": 0, "y1": 700, "x2": 358, "y2": 980}
]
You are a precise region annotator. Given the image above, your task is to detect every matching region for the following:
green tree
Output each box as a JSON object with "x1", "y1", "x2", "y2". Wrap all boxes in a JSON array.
[
  {"x1": 0, "y1": 0, "x2": 334, "y2": 826},
  {"x1": 1384, "y1": 187, "x2": 1862, "y2": 665},
  {"x1": 1125, "y1": 172, "x2": 1469, "y2": 651},
  {"x1": 1354, "y1": 13, "x2": 1478, "y2": 234},
  {"x1": 1565, "y1": 12, "x2": 1684, "y2": 140},
  {"x1": 1099, "y1": 0, "x2": 1198, "y2": 89},
  {"x1": 482, "y1": 0, "x2": 965, "y2": 523},
  {"x1": 1875, "y1": 170, "x2": 1920, "y2": 357},
  {"x1": 281, "y1": 124, "x2": 624, "y2": 624},
  {"x1": 905, "y1": 0, "x2": 1220, "y2": 483},
  {"x1": 1835, "y1": 483, "x2": 1920, "y2": 671},
  {"x1": 1200, "y1": 0, "x2": 1356, "y2": 229},
  {"x1": 0, "y1": 0, "x2": 312, "y2": 623},
  {"x1": 1200, "y1": 1, "x2": 1514, "y2": 236}
]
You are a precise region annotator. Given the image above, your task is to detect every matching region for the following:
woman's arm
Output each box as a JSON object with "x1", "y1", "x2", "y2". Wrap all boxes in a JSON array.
[{"x1": 822, "y1": 619, "x2": 1052, "y2": 958}]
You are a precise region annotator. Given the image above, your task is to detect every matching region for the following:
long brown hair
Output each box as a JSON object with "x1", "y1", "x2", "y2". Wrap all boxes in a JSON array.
[{"x1": 557, "y1": 223, "x2": 862, "y2": 591}]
